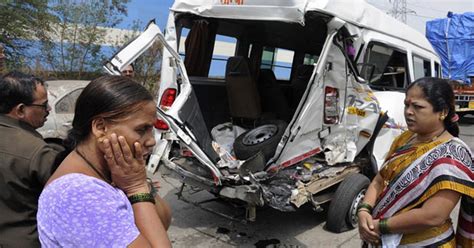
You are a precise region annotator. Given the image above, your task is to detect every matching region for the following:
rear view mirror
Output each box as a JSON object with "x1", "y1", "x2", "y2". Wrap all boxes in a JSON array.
[{"x1": 357, "y1": 63, "x2": 375, "y2": 82}]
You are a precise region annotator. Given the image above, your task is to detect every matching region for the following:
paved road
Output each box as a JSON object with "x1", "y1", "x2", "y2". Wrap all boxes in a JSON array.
[
  {"x1": 458, "y1": 114, "x2": 474, "y2": 149},
  {"x1": 155, "y1": 115, "x2": 474, "y2": 248}
]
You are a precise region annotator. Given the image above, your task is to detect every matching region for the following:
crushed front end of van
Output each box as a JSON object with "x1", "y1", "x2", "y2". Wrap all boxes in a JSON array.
[{"x1": 104, "y1": 0, "x2": 413, "y2": 232}]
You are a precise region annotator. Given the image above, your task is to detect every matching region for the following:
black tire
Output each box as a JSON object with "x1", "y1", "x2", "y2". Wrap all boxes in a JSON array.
[
  {"x1": 326, "y1": 173, "x2": 370, "y2": 233},
  {"x1": 233, "y1": 120, "x2": 287, "y2": 161}
]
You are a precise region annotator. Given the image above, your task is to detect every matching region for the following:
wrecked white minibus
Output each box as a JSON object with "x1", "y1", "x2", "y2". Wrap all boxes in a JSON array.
[{"x1": 105, "y1": 0, "x2": 440, "y2": 233}]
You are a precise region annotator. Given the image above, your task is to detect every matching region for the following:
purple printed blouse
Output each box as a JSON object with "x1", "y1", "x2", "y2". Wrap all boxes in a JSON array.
[{"x1": 37, "y1": 173, "x2": 139, "y2": 247}]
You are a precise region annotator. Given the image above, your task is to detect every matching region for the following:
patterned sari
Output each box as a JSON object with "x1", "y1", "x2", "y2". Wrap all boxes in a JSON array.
[{"x1": 373, "y1": 131, "x2": 474, "y2": 247}]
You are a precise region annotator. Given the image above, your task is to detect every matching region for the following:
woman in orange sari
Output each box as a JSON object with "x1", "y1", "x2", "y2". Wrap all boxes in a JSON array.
[{"x1": 357, "y1": 77, "x2": 473, "y2": 247}]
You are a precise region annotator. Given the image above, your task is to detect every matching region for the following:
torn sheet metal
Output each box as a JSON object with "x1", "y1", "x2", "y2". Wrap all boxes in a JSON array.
[
  {"x1": 290, "y1": 181, "x2": 308, "y2": 208},
  {"x1": 290, "y1": 166, "x2": 359, "y2": 208},
  {"x1": 260, "y1": 169, "x2": 298, "y2": 212},
  {"x1": 171, "y1": 0, "x2": 306, "y2": 24},
  {"x1": 261, "y1": 180, "x2": 297, "y2": 212},
  {"x1": 321, "y1": 64, "x2": 380, "y2": 165}
]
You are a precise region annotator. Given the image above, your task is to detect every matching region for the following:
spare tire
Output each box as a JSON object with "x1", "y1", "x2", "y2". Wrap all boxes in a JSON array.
[{"x1": 233, "y1": 120, "x2": 287, "y2": 161}]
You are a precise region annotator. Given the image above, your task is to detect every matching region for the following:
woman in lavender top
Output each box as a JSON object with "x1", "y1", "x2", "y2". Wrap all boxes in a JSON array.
[{"x1": 37, "y1": 75, "x2": 171, "y2": 247}]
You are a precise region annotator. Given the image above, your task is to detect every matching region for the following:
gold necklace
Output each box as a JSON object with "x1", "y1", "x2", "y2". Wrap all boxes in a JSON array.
[
  {"x1": 383, "y1": 130, "x2": 445, "y2": 186},
  {"x1": 410, "y1": 129, "x2": 446, "y2": 144},
  {"x1": 75, "y1": 149, "x2": 112, "y2": 184}
]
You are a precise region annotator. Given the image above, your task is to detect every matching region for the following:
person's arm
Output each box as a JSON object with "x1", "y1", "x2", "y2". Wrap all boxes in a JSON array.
[
  {"x1": 358, "y1": 173, "x2": 385, "y2": 244},
  {"x1": 149, "y1": 180, "x2": 172, "y2": 230},
  {"x1": 103, "y1": 134, "x2": 171, "y2": 248},
  {"x1": 126, "y1": 184, "x2": 171, "y2": 248},
  {"x1": 373, "y1": 190, "x2": 461, "y2": 234},
  {"x1": 363, "y1": 173, "x2": 385, "y2": 206},
  {"x1": 154, "y1": 195, "x2": 172, "y2": 230}
]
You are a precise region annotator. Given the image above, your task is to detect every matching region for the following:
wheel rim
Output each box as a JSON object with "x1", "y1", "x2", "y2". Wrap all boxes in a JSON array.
[
  {"x1": 242, "y1": 124, "x2": 278, "y2": 145},
  {"x1": 348, "y1": 188, "x2": 367, "y2": 227}
]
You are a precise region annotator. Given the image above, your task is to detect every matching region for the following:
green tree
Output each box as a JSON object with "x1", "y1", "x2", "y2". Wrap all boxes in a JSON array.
[
  {"x1": 39, "y1": 0, "x2": 130, "y2": 79},
  {"x1": 0, "y1": 0, "x2": 55, "y2": 70}
]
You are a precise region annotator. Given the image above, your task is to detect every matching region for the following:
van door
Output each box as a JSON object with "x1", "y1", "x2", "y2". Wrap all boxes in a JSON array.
[{"x1": 103, "y1": 21, "x2": 223, "y2": 185}]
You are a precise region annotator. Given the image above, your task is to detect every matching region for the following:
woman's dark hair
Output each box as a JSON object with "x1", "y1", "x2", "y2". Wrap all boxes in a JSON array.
[
  {"x1": 407, "y1": 77, "x2": 459, "y2": 137},
  {"x1": 63, "y1": 75, "x2": 153, "y2": 150}
]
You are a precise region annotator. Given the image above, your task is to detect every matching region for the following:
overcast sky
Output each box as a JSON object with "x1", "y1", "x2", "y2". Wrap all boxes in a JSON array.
[{"x1": 367, "y1": 0, "x2": 474, "y2": 34}]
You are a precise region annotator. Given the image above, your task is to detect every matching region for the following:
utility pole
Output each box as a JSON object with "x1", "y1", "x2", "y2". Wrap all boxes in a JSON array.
[{"x1": 388, "y1": 0, "x2": 415, "y2": 23}]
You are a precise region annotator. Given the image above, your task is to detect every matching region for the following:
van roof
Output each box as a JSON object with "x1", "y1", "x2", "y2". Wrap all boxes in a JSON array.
[{"x1": 171, "y1": 0, "x2": 436, "y2": 56}]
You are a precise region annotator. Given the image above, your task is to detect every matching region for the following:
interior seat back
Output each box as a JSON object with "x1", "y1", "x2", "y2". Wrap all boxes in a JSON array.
[
  {"x1": 291, "y1": 64, "x2": 315, "y2": 109},
  {"x1": 259, "y1": 69, "x2": 291, "y2": 121},
  {"x1": 225, "y1": 56, "x2": 262, "y2": 120}
]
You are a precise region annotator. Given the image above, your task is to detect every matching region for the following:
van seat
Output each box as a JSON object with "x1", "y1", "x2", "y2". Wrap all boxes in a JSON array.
[
  {"x1": 291, "y1": 64, "x2": 314, "y2": 109},
  {"x1": 225, "y1": 56, "x2": 262, "y2": 120},
  {"x1": 259, "y1": 69, "x2": 291, "y2": 121}
]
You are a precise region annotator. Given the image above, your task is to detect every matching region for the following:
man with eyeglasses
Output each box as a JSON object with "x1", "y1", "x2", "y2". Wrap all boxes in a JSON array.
[{"x1": 0, "y1": 71, "x2": 62, "y2": 247}]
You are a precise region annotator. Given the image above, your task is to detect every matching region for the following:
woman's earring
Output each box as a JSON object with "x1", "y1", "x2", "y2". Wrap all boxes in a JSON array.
[{"x1": 440, "y1": 115, "x2": 446, "y2": 121}]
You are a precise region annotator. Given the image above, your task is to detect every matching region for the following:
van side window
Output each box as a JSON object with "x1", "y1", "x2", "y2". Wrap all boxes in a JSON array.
[
  {"x1": 363, "y1": 43, "x2": 408, "y2": 90},
  {"x1": 424, "y1": 60, "x2": 432, "y2": 77},
  {"x1": 434, "y1": 62, "x2": 441, "y2": 77},
  {"x1": 209, "y1": 35, "x2": 237, "y2": 78},
  {"x1": 178, "y1": 27, "x2": 189, "y2": 61},
  {"x1": 304, "y1": 54, "x2": 319, "y2": 65},
  {"x1": 260, "y1": 46, "x2": 295, "y2": 81},
  {"x1": 179, "y1": 22, "x2": 237, "y2": 79},
  {"x1": 413, "y1": 55, "x2": 431, "y2": 80}
]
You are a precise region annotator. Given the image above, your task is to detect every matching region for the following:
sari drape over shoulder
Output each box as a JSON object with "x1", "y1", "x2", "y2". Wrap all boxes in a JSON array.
[{"x1": 373, "y1": 131, "x2": 474, "y2": 247}]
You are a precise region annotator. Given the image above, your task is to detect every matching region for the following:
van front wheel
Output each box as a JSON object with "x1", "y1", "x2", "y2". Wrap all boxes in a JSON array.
[{"x1": 325, "y1": 173, "x2": 370, "y2": 233}]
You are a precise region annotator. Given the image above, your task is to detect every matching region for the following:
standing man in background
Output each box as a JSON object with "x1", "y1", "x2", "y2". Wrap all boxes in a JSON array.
[
  {"x1": 121, "y1": 63, "x2": 135, "y2": 78},
  {"x1": 0, "y1": 71, "x2": 62, "y2": 247}
]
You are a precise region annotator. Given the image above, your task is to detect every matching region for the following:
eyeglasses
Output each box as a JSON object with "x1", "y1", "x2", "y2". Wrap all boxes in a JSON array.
[{"x1": 26, "y1": 101, "x2": 49, "y2": 110}]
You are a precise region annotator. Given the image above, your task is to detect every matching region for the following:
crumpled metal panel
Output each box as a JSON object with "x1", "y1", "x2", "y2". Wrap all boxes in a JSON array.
[{"x1": 322, "y1": 78, "x2": 380, "y2": 165}]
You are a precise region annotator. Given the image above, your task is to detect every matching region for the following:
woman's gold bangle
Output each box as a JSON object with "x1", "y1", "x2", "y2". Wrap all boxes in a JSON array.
[{"x1": 379, "y1": 217, "x2": 391, "y2": 234}]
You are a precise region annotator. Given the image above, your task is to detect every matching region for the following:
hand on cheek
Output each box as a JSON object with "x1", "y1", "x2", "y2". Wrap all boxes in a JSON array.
[{"x1": 102, "y1": 133, "x2": 148, "y2": 195}]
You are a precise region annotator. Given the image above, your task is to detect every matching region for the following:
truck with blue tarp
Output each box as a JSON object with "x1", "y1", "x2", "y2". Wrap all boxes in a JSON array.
[{"x1": 426, "y1": 12, "x2": 474, "y2": 115}]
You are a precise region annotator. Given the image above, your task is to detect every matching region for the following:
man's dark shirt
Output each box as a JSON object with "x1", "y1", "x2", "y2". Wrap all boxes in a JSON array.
[{"x1": 0, "y1": 114, "x2": 60, "y2": 247}]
